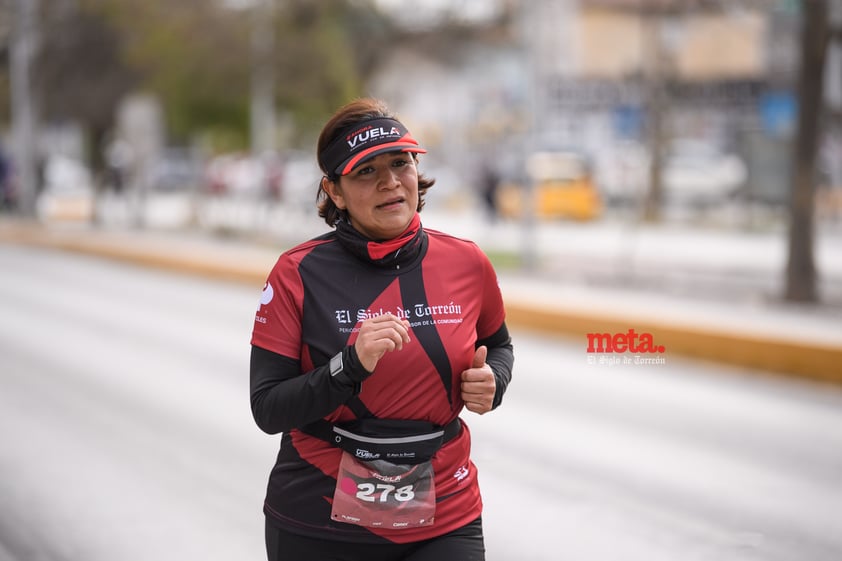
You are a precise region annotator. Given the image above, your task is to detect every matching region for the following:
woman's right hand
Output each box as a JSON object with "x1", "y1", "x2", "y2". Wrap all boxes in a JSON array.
[{"x1": 354, "y1": 313, "x2": 412, "y2": 373}]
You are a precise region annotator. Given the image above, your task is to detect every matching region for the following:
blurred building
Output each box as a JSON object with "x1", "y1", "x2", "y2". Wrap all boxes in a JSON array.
[{"x1": 369, "y1": 0, "x2": 805, "y2": 207}]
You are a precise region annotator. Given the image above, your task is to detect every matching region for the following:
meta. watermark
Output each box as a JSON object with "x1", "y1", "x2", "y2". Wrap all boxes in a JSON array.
[{"x1": 586, "y1": 329, "x2": 666, "y2": 366}]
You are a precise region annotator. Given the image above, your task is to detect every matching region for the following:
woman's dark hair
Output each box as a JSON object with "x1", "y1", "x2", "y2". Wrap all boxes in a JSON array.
[{"x1": 316, "y1": 98, "x2": 435, "y2": 227}]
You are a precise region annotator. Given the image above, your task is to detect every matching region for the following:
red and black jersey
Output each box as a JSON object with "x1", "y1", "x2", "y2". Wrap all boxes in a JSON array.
[{"x1": 250, "y1": 220, "x2": 513, "y2": 544}]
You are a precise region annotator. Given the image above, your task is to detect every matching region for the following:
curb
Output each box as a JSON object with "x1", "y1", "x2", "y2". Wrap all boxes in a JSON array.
[
  {"x1": 504, "y1": 305, "x2": 842, "y2": 386},
  {"x1": 0, "y1": 223, "x2": 275, "y2": 285},
  {"x1": 2, "y1": 222, "x2": 840, "y2": 387}
]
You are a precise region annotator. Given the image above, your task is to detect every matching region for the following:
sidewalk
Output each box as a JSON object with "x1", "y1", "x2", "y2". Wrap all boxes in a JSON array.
[{"x1": 1, "y1": 214, "x2": 840, "y2": 386}]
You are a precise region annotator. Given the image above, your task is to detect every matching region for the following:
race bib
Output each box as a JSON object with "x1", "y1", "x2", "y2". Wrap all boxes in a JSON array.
[{"x1": 331, "y1": 451, "x2": 436, "y2": 529}]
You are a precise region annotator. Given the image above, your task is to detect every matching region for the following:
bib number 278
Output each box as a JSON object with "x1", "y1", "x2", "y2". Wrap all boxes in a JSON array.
[
  {"x1": 356, "y1": 483, "x2": 415, "y2": 503},
  {"x1": 332, "y1": 452, "x2": 435, "y2": 528}
]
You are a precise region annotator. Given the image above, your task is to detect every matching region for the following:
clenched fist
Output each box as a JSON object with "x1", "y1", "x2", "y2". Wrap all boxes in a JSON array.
[{"x1": 354, "y1": 313, "x2": 412, "y2": 373}]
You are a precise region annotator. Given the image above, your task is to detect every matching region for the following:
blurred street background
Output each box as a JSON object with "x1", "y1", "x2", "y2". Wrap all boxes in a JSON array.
[{"x1": 2, "y1": 1, "x2": 842, "y2": 560}]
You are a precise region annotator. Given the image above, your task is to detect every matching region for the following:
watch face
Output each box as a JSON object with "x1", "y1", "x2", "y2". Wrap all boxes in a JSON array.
[{"x1": 330, "y1": 352, "x2": 343, "y2": 376}]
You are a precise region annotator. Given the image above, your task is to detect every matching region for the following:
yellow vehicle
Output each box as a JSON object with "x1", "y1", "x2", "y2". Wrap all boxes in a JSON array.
[{"x1": 498, "y1": 151, "x2": 602, "y2": 221}]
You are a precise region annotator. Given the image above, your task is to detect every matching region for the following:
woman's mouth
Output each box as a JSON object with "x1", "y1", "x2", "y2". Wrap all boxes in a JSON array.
[{"x1": 377, "y1": 197, "x2": 405, "y2": 209}]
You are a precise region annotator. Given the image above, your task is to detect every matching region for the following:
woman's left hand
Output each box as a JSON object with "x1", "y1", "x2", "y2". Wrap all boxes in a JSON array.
[{"x1": 460, "y1": 346, "x2": 496, "y2": 414}]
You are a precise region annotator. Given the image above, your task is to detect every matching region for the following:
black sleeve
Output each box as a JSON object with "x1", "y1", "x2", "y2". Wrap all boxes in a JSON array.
[
  {"x1": 250, "y1": 344, "x2": 372, "y2": 434},
  {"x1": 477, "y1": 321, "x2": 514, "y2": 409}
]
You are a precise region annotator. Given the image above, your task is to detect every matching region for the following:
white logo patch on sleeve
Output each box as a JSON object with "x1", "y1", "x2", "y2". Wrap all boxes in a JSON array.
[{"x1": 257, "y1": 281, "x2": 274, "y2": 310}]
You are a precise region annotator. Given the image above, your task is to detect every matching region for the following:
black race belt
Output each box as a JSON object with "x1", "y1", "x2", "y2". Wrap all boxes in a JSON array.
[{"x1": 300, "y1": 417, "x2": 462, "y2": 465}]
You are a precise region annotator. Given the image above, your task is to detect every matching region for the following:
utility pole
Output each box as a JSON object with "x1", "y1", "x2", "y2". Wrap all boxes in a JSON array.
[
  {"x1": 609, "y1": 1, "x2": 684, "y2": 223},
  {"x1": 10, "y1": 0, "x2": 40, "y2": 218},
  {"x1": 641, "y1": 10, "x2": 669, "y2": 223},
  {"x1": 250, "y1": 0, "x2": 276, "y2": 156},
  {"x1": 785, "y1": 0, "x2": 829, "y2": 303}
]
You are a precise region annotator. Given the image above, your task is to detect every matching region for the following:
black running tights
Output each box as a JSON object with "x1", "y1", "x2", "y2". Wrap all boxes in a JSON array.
[{"x1": 265, "y1": 517, "x2": 485, "y2": 561}]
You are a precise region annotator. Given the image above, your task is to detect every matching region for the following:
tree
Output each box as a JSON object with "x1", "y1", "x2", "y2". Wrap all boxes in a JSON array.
[
  {"x1": 35, "y1": 0, "x2": 138, "y2": 171},
  {"x1": 271, "y1": 0, "x2": 371, "y2": 137},
  {"x1": 9, "y1": 0, "x2": 40, "y2": 217},
  {"x1": 92, "y1": 0, "x2": 254, "y2": 150},
  {"x1": 592, "y1": 0, "x2": 715, "y2": 224},
  {"x1": 784, "y1": 0, "x2": 830, "y2": 303},
  {"x1": 94, "y1": 0, "x2": 395, "y2": 151},
  {"x1": 4, "y1": 0, "x2": 460, "y2": 176}
]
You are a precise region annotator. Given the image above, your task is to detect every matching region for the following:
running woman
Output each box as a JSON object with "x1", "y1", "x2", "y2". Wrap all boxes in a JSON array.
[{"x1": 251, "y1": 98, "x2": 514, "y2": 561}]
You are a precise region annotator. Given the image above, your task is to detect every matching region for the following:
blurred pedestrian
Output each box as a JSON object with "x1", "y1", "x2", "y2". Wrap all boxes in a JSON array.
[
  {"x1": 0, "y1": 143, "x2": 12, "y2": 210},
  {"x1": 104, "y1": 135, "x2": 133, "y2": 194},
  {"x1": 250, "y1": 98, "x2": 514, "y2": 561},
  {"x1": 478, "y1": 159, "x2": 501, "y2": 222}
]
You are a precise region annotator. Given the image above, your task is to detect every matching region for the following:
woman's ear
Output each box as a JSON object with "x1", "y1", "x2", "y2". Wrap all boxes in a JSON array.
[{"x1": 321, "y1": 176, "x2": 346, "y2": 210}]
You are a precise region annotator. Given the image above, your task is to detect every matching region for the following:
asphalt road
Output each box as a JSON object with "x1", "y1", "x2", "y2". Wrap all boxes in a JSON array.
[{"x1": 1, "y1": 244, "x2": 841, "y2": 561}]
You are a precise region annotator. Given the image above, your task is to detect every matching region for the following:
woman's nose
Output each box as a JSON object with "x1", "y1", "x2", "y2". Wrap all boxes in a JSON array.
[{"x1": 376, "y1": 167, "x2": 400, "y2": 189}]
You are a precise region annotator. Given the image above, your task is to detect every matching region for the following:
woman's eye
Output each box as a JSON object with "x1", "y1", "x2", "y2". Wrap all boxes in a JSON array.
[{"x1": 351, "y1": 157, "x2": 412, "y2": 178}]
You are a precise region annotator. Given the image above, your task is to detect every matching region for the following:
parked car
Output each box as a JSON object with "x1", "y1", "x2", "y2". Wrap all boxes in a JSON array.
[
  {"x1": 498, "y1": 151, "x2": 602, "y2": 221},
  {"x1": 276, "y1": 150, "x2": 322, "y2": 210},
  {"x1": 149, "y1": 148, "x2": 203, "y2": 192},
  {"x1": 662, "y1": 139, "x2": 747, "y2": 206},
  {"x1": 203, "y1": 151, "x2": 287, "y2": 199},
  {"x1": 37, "y1": 155, "x2": 95, "y2": 222}
]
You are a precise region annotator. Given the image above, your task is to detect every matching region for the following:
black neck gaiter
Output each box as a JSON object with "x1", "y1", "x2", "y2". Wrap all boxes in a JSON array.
[{"x1": 335, "y1": 212, "x2": 425, "y2": 269}]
